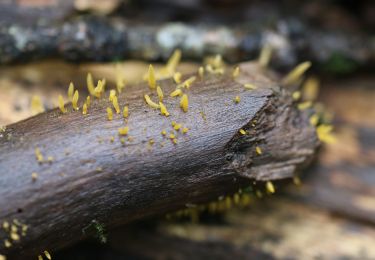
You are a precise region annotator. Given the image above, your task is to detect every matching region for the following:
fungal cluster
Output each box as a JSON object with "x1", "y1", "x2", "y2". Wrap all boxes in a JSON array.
[{"x1": 0, "y1": 219, "x2": 28, "y2": 258}]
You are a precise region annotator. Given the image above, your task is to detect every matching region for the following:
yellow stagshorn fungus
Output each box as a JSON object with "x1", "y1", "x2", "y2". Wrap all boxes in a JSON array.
[
  {"x1": 156, "y1": 86, "x2": 164, "y2": 101},
  {"x1": 255, "y1": 146, "x2": 262, "y2": 155},
  {"x1": 302, "y1": 77, "x2": 320, "y2": 101},
  {"x1": 282, "y1": 61, "x2": 312, "y2": 86},
  {"x1": 109, "y1": 89, "x2": 116, "y2": 102},
  {"x1": 244, "y1": 83, "x2": 257, "y2": 90},
  {"x1": 44, "y1": 250, "x2": 52, "y2": 260},
  {"x1": 112, "y1": 96, "x2": 120, "y2": 114},
  {"x1": 148, "y1": 64, "x2": 156, "y2": 89},
  {"x1": 173, "y1": 72, "x2": 182, "y2": 84},
  {"x1": 123, "y1": 106, "x2": 129, "y2": 118},
  {"x1": 87, "y1": 73, "x2": 95, "y2": 96},
  {"x1": 232, "y1": 66, "x2": 240, "y2": 78},
  {"x1": 118, "y1": 127, "x2": 129, "y2": 136},
  {"x1": 31, "y1": 95, "x2": 45, "y2": 115},
  {"x1": 198, "y1": 66, "x2": 204, "y2": 78},
  {"x1": 35, "y1": 147, "x2": 44, "y2": 163},
  {"x1": 94, "y1": 80, "x2": 105, "y2": 98},
  {"x1": 116, "y1": 64, "x2": 126, "y2": 93},
  {"x1": 144, "y1": 94, "x2": 160, "y2": 109},
  {"x1": 258, "y1": 44, "x2": 273, "y2": 68},
  {"x1": 239, "y1": 129, "x2": 246, "y2": 135},
  {"x1": 58, "y1": 95, "x2": 67, "y2": 113},
  {"x1": 159, "y1": 102, "x2": 170, "y2": 116},
  {"x1": 170, "y1": 88, "x2": 183, "y2": 97},
  {"x1": 165, "y1": 49, "x2": 181, "y2": 74},
  {"x1": 106, "y1": 107, "x2": 113, "y2": 121},
  {"x1": 180, "y1": 94, "x2": 188, "y2": 112},
  {"x1": 316, "y1": 124, "x2": 336, "y2": 144},
  {"x1": 68, "y1": 82, "x2": 74, "y2": 101},
  {"x1": 234, "y1": 96, "x2": 241, "y2": 103},
  {"x1": 72, "y1": 90, "x2": 79, "y2": 110},
  {"x1": 266, "y1": 181, "x2": 275, "y2": 194},
  {"x1": 82, "y1": 103, "x2": 88, "y2": 115},
  {"x1": 86, "y1": 96, "x2": 91, "y2": 107}
]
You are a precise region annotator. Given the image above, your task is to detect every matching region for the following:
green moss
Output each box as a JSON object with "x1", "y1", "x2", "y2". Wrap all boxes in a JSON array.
[
  {"x1": 323, "y1": 52, "x2": 358, "y2": 74},
  {"x1": 82, "y1": 220, "x2": 107, "y2": 244}
]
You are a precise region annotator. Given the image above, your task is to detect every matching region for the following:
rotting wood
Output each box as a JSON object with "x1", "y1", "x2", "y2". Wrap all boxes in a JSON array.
[{"x1": 0, "y1": 62, "x2": 319, "y2": 258}]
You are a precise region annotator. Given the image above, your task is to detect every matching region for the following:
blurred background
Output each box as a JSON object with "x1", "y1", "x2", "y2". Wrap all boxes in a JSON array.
[{"x1": 0, "y1": 0, "x2": 374, "y2": 259}]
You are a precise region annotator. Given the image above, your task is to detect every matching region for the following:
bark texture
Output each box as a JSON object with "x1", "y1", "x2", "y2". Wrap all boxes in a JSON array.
[{"x1": 0, "y1": 62, "x2": 319, "y2": 258}]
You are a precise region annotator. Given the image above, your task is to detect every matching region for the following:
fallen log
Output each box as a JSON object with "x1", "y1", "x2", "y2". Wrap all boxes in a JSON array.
[
  {"x1": 0, "y1": 62, "x2": 319, "y2": 258},
  {"x1": 0, "y1": 15, "x2": 372, "y2": 73}
]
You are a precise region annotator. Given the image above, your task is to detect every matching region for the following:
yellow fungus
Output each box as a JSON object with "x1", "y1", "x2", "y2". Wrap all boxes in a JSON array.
[
  {"x1": 144, "y1": 94, "x2": 160, "y2": 109},
  {"x1": 169, "y1": 133, "x2": 175, "y2": 139},
  {"x1": 109, "y1": 89, "x2": 116, "y2": 101},
  {"x1": 112, "y1": 96, "x2": 120, "y2": 114},
  {"x1": 72, "y1": 90, "x2": 79, "y2": 110},
  {"x1": 266, "y1": 181, "x2": 275, "y2": 194},
  {"x1": 156, "y1": 86, "x2": 164, "y2": 101},
  {"x1": 68, "y1": 82, "x2": 74, "y2": 101},
  {"x1": 173, "y1": 72, "x2": 182, "y2": 83},
  {"x1": 82, "y1": 103, "x2": 88, "y2": 115},
  {"x1": 161, "y1": 130, "x2": 167, "y2": 136},
  {"x1": 244, "y1": 83, "x2": 257, "y2": 90},
  {"x1": 86, "y1": 96, "x2": 91, "y2": 107},
  {"x1": 148, "y1": 64, "x2": 156, "y2": 89},
  {"x1": 182, "y1": 127, "x2": 189, "y2": 134},
  {"x1": 180, "y1": 94, "x2": 188, "y2": 112},
  {"x1": 47, "y1": 156, "x2": 54, "y2": 163},
  {"x1": 239, "y1": 129, "x2": 246, "y2": 135},
  {"x1": 35, "y1": 148, "x2": 44, "y2": 163},
  {"x1": 258, "y1": 44, "x2": 273, "y2": 68},
  {"x1": 31, "y1": 95, "x2": 44, "y2": 114},
  {"x1": 3, "y1": 221, "x2": 9, "y2": 230},
  {"x1": 0, "y1": 254, "x2": 6, "y2": 260},
  {"x1": 182, "y1": 76, "x2": 196, "y2": 89},
  {"x1": 159, "y1": 102, "x2": 170, "y2": 116},
  {"x1": 10, "y1": 232, "x2": 19, "y2": 241},
  {"x1": 149, "y1": 139, "x2": 155, "y2": 145},
  {"x1": 198, "y1": 66, "x2": 204, "y2": 78},
  {"x1": 171, "y1": 121, "x2": 176, "y2": 126},
  {"x1": 302, "y1": 77, "x2": 320, "y2": 101},
  {"x1": 116, "y1": 64, "x2": 126, "y2": 93},
  {"x1": 234, "y1": 96, "x2": 240, "y2": 103},
  {"x1": 58, "y1": 95, "x2": 67, "y2": 113},
  {"x1": 110, "y1": 136, "x2": 114, "y2": 143},
  {"x1": 292, "y1": 91, "x2": 301, "y2": 100},
  {"x1": 31, "y1": 172, "x2": 38, "y2": 181},
  {"x1": 173, "y1": 123, "x2": 182, "y2": 131},
  {"x1": 232, "y1": 66, "x2": 240, "y2": 78},
  {"x1": 165, "y1": 49, "x2": 181, "y2": 73},
  {"x1": 309, "y1": 114, "x2": 319, "y2": 126},
  {"x1": 106, "y1": 107, "x2": 113, "y2": 121},
  {"x1": 316, "y1": 124, "x2": 336, "y2": 144},
  {"x1": 44, "y1": 251, "x2": 52, "y2": 260},
  {"x1": 282, "y1": 61, "x2": 312, "y2": 86},
  {"x1": 172, "y1": 138, "x2": 177, "y2": 144},
  {"x1": 118, "y1": 127, "x2": 129, "y2": 136},
  {"x1": 293, "y1": 175, "x2": 302, "y2": 186},
  {"x1": 170, "y1": 88, "x2": 183, "y2": 97},
  {"x1": 297, "y1": 101, "x2": 312, "y2": 110},
  {"x1": 4, "y1": 239, "x2": 11, "y2": 248},
  {"x1": 93, "y1": 80, "x2": 104, "y2": 98},
  {"x1": 87, "y1": 73, "x2": 95, "y2": 95},
  {"x1": 120, "y1": 138, "x2": 126, "y2": 144},
  {"x1": 38, "y1": 256, "x2": 43, "y2": 260},
  {"x1": 255, "y1": 146, "x2": 262, "y2": 155},
  {"x1": 123, "y1": 106, "x2": 129, "y2": 118}
]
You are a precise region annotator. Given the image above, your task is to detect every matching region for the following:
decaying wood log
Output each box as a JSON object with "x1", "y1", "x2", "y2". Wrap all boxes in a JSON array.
[{"x1": 0, "y1": 62, "x2": 318, "y2": 258}]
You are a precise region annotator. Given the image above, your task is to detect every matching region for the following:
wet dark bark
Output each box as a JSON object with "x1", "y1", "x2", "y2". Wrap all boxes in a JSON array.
[{"x1": 0, "y1": 62, "x2": 319, "y2": 258}]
